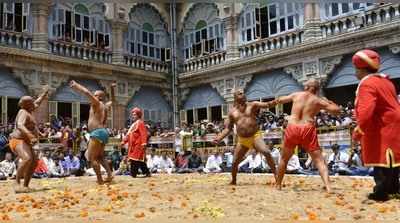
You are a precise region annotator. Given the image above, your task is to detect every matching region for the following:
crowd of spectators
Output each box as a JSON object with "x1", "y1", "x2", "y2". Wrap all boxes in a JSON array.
[{"x1": 0, "y1": 101, "x2": 364, "y2": 181}]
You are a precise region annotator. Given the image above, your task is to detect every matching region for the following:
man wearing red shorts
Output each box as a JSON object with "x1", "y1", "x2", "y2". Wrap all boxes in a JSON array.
[
  {"x1": 274, "y1": 79, "x2": 340, "y2": 192},
  {"x1": 352, "y1": 49, "x2": 400, "y2": 201}
]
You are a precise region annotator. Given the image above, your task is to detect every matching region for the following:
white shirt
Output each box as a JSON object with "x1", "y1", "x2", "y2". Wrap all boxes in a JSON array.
[
  {"x1": 205, "y1": 155, "x2": 222, "y2": 170},
  {"x1": 158, "y1": 157, "x2": 174, "y2": 169},
  {"x1": 146, "y1": 155, "x2": 161, "y2": 169},
  {"x1": 224, "y1": 152, "x2": 233, "y2": 167},
  {"x1": 239, "y1": 154, "x2": 262, "y2": 169},
  {"x1": 0, "y1": 160, "x2": 16, "y2": 176},
  {"x1": 328, "y1": 151, "x2": 350, "y2": 169},
  {"x1": 287, "y1": 155, "x2": 302, "y2": 171}
]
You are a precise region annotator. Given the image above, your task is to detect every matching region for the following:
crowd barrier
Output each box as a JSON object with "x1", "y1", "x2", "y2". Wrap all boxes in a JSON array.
[{"x1": 32, "y1": 125, "x2": 354, "y2": 156}]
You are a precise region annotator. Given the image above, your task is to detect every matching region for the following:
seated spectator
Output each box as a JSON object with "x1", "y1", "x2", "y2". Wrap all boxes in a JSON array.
[
  {"x1": 347, "y1": 144, "x2": 373, "y2": 176},
  {"x1": 0, "y1": 152, "x2": 16, "y2": 180},
  {"x1": 239, "y1": 152, "x2": 265, "y2": 173},
  {"x1": 33, "y1": 152, "x2": 48, "y2": 178},
  {"x1": 188, "y1": 148, "x2": 204, "y2": 173},
  {"x1": 175, "y1": 151, "x2": 191, "y2": 174},
  {"x1": 156, "y1": 152, "x2": 174, "y2": 174},
  {"x1": 60, "y1": 152, "x2": 81, "y2": 176},
  {"x1": 268, "y1": 142, "x2": 280, "y2": 166},
  {"x1": 221, "y1": 148, "x2": 233, "y2": 172},
  {"x1": 328, "y1": 144, "x2": 351, "y2": 175},
  {"x1": 115, "y1": 156, "x2": 130, "y2": 176},
  {"x1": 286, "y1": 154, "x2": 303, "y2": 174},
  {"x1": 42, "y1": 151, "x2": 62, "y2": 178},
  {"x1": 204, "y1": 151, "x2": 222, "y2": 173},
  {"x1": 146, "y1": 150, "x2": 161, "y2": 173}
]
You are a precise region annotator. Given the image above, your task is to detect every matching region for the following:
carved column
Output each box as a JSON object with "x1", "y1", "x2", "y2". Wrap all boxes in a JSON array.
[
  {"x1": 112, "y1": 80, "x2": 141, "y2": 129},
  {"x1": 303, "y1": 2, "x2": 322, "y2": 42},
  {"x1": 223, "y1": 4, "x2": 240, "y2": 60},
  {"x1": 111, "y1": 20, "x2": 128, "y2": 64},
  {"x1": 31, "y1": 0, "x2": 50, "y2": 51}
]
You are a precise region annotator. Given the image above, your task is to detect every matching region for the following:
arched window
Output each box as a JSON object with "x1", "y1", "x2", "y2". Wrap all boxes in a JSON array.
[
  {"x1": 50, "y1": 3, "x2": 110, "y2": 49},
  {"x1": 0, "y1": 2, "x2": 30, "y2": 32},
  {"x1": 183, "y1": 7, "x2": 224, "y2": 60},
  {"x1": 322, "y1": 3, "x2": 374, "y2": 19},
  {"x1": 126, "y1": 5, "x2": 170, "y2": 62},
  {"x1": 240, "y1": 3, "x2": 303, "y2": 43}
]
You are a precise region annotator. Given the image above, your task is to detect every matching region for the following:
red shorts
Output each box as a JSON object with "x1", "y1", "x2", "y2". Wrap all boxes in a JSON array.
[{"x1": 284, "y1": 123, "x2": 320, "y2": 152}]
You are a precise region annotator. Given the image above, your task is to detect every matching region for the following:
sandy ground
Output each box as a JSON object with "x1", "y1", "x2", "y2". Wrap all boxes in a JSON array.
[{"x1": 0, "y1": 174, "x2": 399, "y2": 221}]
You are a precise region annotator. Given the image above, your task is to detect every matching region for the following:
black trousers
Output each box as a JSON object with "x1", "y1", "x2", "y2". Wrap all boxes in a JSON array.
[
  {"x1": 373, "y1": 166, "x2": 400, "y2": 196},
  {"x1": 130, "y1": 160, "x2": 150, "y2": 177}
]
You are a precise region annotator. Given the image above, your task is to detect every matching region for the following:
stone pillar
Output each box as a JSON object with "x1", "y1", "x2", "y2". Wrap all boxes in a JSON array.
[
  {"x1": 31, "y1": 1, "x2": 50, "y2": 51},
  {"x1": 303, "y1": 3, "x2": 322, "y2": 42},
  {"x1": 223, "y1": 4, "x2": 240, "y2": 60},
  {"x1": 111, "y1": 20, "x2": 128, "y2": 64}
]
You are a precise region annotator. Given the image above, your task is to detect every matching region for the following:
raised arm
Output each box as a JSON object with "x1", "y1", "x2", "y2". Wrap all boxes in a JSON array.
[
  {"x1": 34, "y1": 85, "x2": 49, "y2": 110},
  {"x1": 213, "y1": 113, "x2": 234, "y2": 144},
  {"x1": 318, "y1": 97, "x2": 341, "y2": 116},
  {"x1": 251, "y1": 100, "x2": 278, "y2": 112},
  {"x1": 105, "y1": 82, "x2": 116, "y2": 108},
  {"x1": 275, "y1": 93, "x2": 295, "y2": 105},
  {"x1": 69, "y1": 80, "x2": 99, "y2": 106}
]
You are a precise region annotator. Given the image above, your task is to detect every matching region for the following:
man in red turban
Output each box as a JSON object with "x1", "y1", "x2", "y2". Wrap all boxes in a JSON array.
[
  {"x1": 121, "y1": 107, "x2": 150, "y2": 177},
  {"x1": 352, "y1": 49, "x2": 400, "y2": 201}
]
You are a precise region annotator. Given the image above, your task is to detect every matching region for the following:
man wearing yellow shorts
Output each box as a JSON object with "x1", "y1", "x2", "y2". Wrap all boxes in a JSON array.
[{"x1": 214, "y1": 89, "x2": 277, "y2": 185}]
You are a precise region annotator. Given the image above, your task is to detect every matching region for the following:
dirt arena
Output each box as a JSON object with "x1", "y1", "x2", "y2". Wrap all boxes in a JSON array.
[{"x1": 0, "y1": 174, "x2": 399, "y2": 221}]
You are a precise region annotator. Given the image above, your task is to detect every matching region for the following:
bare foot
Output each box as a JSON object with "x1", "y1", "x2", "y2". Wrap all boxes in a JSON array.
[
  {"x1": 104, "y1": 175, "x2": 114, "y2": 183},
  {"x1": 15, "y1": 186, "x2": 34, "y2": 194}
]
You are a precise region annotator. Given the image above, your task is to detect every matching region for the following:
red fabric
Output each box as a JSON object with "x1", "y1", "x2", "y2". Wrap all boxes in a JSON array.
[
  {"x1": 355, "y1": 75, "x2": 400, "y2": 167},
  {"x1": 34, "y1": 159, "x2": 48, "y2": 173},
  {"x1": 283, "y1": 123, "x2": 319, "y2": 152},
  {"x1": 352, "y1": 49, "x2": 380, "y2": 71},
  {"x1": 125, "y1": 120, "x2": 148, "y2": 162}
]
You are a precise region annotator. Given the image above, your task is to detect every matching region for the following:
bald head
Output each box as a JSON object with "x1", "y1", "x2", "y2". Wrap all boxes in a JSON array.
[
  {"x1": 94, "y1": 90, "x2": 105, "y2": 101},
  {"x1": 18, "y1": 96, "x2": 35, "y2": 112},
  {"x1": 304, "y1": 79, "x2": 320, "y2": 94}
]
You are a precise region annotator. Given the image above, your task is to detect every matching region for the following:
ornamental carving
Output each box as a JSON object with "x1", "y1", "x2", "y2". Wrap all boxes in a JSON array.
[
  {"x1": 127, "y1": 82, "x2": 140, "y2": 97},
  {"x1": 50, "y1": 73, "x2": 68, "y2": 89},
  {"x1": 284, "y1": 64, "x2": 303, "y2": 81},
  {"x1": 180, "y1": 88, "x2": 190, "y2": 102},
  {"x1": 235, "y1": 75, "x2": 253, "y2": 90},
  {"x1": 303, "y1": 60, "x2": 318, "y2": 77},
  {"x1": 14, "y1": 69, "x2": 36, "y2": 87},
  {"x1": 319, "y1": 56, "x2": 343, "y2": 77}
]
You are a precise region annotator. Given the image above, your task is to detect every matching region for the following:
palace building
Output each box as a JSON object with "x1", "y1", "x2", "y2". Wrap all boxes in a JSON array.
[{"x1": 0, "y1": 1, "x2": 399, "y2": 129}]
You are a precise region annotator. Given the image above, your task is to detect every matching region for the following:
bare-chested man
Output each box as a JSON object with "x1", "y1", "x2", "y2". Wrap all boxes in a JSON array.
[
  {"x1": 70, "y1": 80, "x2": 116, "y2": 184},
  {"x1": 9, "y1": 86, "x2": 49, "y2": 193},
  {"x1": 274, "y1": 79, "x2": 340, "y2": 193},
  {"x1": 213, "y1": 89, "x2": 277, "y2": 185}
]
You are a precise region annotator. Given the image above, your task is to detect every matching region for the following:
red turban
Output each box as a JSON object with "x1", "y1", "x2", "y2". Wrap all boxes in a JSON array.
[
  {"x1": 131, "y1": 107, "x2": 142, "y2": 118},
  {"x1": 352, "y1": 49, "x2": 380, "y2": 72}
]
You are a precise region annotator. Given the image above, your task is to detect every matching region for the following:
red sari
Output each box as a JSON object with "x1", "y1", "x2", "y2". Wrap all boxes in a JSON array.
[{"x1": 124, "y1": 120, "x2": 148, "y2": 162}]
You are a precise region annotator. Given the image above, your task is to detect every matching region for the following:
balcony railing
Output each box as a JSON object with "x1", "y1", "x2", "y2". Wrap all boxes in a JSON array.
[
  {"x1": 238, "y1": 29, "x2": 304, "y2": 59},
  {"x1": 49, "y1": 39, "x2": 112, "y2": 63},
  {"x1": 321, "y1": 3, "x2": 400, "y2": 38},
  {"x1": 124, "y1": 54, "x2": 169, "y2": 73},
  {"x1": 183, "y1": 51, "x2": 226, "y2": 73},
  {"x1": 0, "y1": 30, "x2": 32, "y2": 49}
]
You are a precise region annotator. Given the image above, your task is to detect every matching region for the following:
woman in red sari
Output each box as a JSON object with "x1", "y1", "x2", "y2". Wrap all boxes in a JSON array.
[{"x1": 121, "y1": 107, "x2": 150, "y2": 177}]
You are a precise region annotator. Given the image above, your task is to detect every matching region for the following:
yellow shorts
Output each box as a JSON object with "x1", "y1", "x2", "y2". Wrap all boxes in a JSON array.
[{"x1": 237, "y1": 131, "x2": 263, "y2": 149}]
